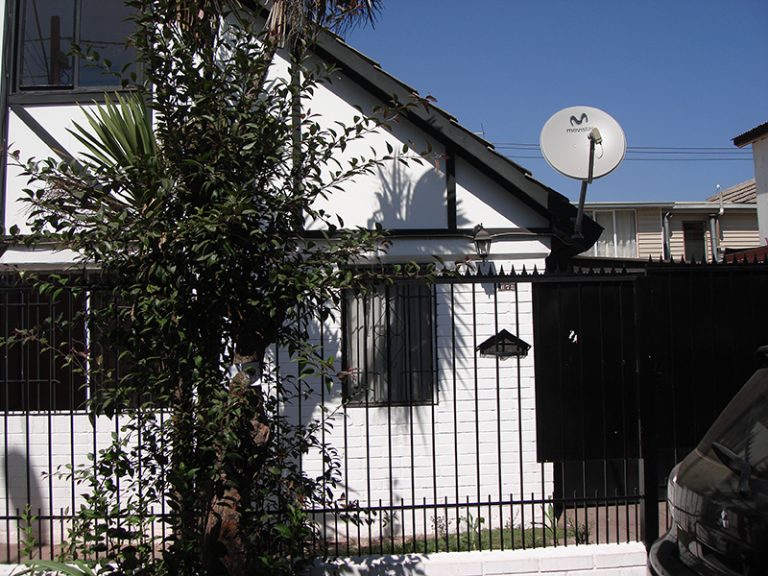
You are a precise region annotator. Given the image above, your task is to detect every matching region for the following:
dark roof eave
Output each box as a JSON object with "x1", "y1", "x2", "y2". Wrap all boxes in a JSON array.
[{"x1": 733, "y1": 121, "x2": 768, "y2": 148}]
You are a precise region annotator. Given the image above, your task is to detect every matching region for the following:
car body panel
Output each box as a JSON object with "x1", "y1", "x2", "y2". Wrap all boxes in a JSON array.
[{"x1": 649, "y1": 356, "x2": 768, "y2": 576}]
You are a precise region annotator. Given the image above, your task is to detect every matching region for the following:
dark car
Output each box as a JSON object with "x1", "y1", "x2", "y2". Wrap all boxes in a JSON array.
[{"x1": 649, "y1": 347, "x2": 768, "y2": 576}]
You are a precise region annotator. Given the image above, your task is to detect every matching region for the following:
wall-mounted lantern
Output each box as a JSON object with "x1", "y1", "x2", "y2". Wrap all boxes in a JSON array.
[
  {"x1": 473, "y1": 224, "x2": 492, "y2": 261},
  {"x1": 476, "y1": 329, "x2": 531, "y2": 360}
]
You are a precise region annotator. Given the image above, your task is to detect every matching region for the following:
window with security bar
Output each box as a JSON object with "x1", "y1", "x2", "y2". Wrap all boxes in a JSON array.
[
  {"x1": 0, "y1": 280, "x2": 87, "y2": 411},
  {"x1": 343, "y1": 283, "x2": 434, "y2": 405},
  {"x1": 0, "y1": 279, "x2": 133, "y2": 412}
]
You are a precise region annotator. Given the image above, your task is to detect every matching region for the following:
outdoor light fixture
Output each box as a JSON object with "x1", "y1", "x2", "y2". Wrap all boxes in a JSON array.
[
  {"x1": 476, "y1": 329, "x2": 531, "y2": 360},
  {"x1": 473, "y1": 224, "x2": 492, "y2": 261}
]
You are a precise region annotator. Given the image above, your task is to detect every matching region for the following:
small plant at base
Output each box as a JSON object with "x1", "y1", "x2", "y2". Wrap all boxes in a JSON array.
[
  {"x1": 19, "y1": 504, "x2": 38, "y2": 560},
  {"x1": 430, "y1": 514, "x2": 452, "y2": 540},
  {"x1": 566, "y1": 515, "x2": 592, "y2": 544},
  {"x1": 504, "y1": 508, "x2": 520, "y2": 533},
  {"x1": 461, "y1": 512, "x2": 485, "y2": 551},
  {"x1": 533, "y1": 503, "x2": 559, "y2": 546},
  {"x1": 379, "y1": 509, "x2": 398, "y2": 540}
]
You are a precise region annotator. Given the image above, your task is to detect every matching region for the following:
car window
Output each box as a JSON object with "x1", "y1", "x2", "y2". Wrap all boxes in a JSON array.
[{"x1": 698, "y1": 367, "x2": 768, "y2": 479}]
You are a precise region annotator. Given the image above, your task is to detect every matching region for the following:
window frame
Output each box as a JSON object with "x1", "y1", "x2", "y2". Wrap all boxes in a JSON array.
[
  {"x1": 10, "y1": 0, "x2": 137, "y2": 99},
  {"x1": 589, "y1": 209, "x2": 638, "y2": 259},
  {"x1": 342, "y1": 281, "x2": 436, "y2": 407}
]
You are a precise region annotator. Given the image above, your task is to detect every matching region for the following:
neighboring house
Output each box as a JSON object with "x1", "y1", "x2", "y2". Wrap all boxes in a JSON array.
[
  {"x1": 734, "y1": 121, "x2": 768, "y2": 245},
  {"x1": 583, "y1": 179, "x2": 759, "y2": 262},
  {"x1": 0, "y1": 0, "x2": 612, "y2": 560}
]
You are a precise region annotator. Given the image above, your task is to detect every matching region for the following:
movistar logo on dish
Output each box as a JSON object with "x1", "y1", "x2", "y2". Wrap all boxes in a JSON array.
[
  {"x1": 566, "y1": 112, "x2": 593, "y2": 133},
  {"x1": 570, "y1": 113, "x2": 588, "y2": 126}
]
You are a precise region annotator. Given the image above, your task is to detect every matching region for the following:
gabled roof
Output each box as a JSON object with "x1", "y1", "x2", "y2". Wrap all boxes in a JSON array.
[
  {"x1": 733, "y1": 121, "x2": 768, "y2": 147},
  {"x1": 706, "y1": 179, "x2": 756, "y2": 204},
  {"x1": 313, "y1": 30, "x2": 601, "y2": 258}
]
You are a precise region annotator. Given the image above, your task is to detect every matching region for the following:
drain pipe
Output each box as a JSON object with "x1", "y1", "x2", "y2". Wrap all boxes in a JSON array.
[
  {"x1": 708, "y1": 185, "x2": 725, "y2": 262},
  {"x1": 662, "y1": 211, "x2": 672, "y2": 261},
  {"x1": 708, "y1": 215, "x2": 720, "y2": 262}
]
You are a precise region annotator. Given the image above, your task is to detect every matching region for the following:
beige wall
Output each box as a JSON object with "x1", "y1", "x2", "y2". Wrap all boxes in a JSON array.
[
  {"x1": 719, "y1": 212, "x2": 760, "y2": 253},
  {"x1": 636, "y1": 207, "x2": 662, "y2": 260},
  {"x1": 667, "y1": 212, "x2": 759, "y2": 262},
  {"x1": 588, "y1": 207, "x2": 758, "y2": 262}
]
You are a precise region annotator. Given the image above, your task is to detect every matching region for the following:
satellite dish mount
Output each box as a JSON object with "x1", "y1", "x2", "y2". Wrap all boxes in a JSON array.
[{"x1": 574, "y1": 127, "x2": 603, "y2": 236}]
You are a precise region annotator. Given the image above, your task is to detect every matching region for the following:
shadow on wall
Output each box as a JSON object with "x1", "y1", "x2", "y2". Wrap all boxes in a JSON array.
[
  {"x1": 312, "y1": 554, "x2": 427, "y2": 576},
  {"x1": 5, "y1": 447, "x2": 46, "y2": 545},
  {"x1": 316, "y1": 67, "x2": 469, "y2": 234},
  {"x1": 368, "y1": 159, "x2": 471, "y2": 231}
]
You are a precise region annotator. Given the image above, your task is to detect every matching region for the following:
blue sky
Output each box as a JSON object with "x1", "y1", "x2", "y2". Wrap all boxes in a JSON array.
[{"x1": 345, "y1": 1, "x2": 767, "y2": 203}]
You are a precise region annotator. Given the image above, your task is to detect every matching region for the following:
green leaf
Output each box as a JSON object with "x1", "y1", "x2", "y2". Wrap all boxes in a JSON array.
[{"x1": 22, "y1": 559, "x2": 98, "y2": 576}]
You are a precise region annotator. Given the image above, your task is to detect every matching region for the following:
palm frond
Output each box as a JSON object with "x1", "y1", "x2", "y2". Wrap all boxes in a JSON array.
[
  {"x1": 66, "y1": 92, "x2": 158, "y2": 211},
  {"x1": 267, "y1": 0, "x2": 381, "y2": 44},
  {"x1": 69, "y1": 92, "x2": 156, "y2": 172}
]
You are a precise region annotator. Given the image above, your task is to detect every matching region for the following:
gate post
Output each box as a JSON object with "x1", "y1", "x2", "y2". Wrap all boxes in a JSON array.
[{"x1": 635, "y1": 276, "x2": 659, "y2": 549}]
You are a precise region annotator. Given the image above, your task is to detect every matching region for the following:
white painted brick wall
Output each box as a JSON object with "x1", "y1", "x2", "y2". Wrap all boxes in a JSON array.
[{"x1": 0, "y1": 413, "x2": 161, "y2": 544}]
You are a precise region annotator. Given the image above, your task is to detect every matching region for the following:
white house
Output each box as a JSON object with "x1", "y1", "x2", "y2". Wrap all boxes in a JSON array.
[
  {"x1": 734, "y1": 121, "x2": 768, "y2": 245},
  {"x1": 0, "y1": 2, "x2": 652, "y2": 573}
]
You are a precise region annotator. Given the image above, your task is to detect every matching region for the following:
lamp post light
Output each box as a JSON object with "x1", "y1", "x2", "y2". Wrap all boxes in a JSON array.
[{"x1": 473, "y1": 224, "x2": 492, "y2": 262}]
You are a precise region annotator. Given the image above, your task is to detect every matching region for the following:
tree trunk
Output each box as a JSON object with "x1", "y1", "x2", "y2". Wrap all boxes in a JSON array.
[{"x1": 203, "y1": 355, "x2": 271, "y2": 576}]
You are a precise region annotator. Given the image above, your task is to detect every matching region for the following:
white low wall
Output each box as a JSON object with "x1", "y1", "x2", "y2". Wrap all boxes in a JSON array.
[
  {"x1": 311, "y1": 543, "x2": 648, "y2": 576},
  {"x1": 0, "y1": 543, "x2": 647, "y2": 575}
]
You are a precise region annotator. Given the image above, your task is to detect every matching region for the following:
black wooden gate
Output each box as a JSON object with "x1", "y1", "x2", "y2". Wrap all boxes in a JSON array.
[{"x1": 532, "y1": 260, "x2": 768, "y2": 546}]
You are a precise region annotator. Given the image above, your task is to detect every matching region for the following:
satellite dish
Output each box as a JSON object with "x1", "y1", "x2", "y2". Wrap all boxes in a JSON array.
[{"x1": 540, "y1": 106, "x2": 626, "y2": 181}]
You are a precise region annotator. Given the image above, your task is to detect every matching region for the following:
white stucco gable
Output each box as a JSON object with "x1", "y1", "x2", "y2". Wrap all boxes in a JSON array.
[{"x1": 305, "y1": 62, "x2": 549, "y2": 234}]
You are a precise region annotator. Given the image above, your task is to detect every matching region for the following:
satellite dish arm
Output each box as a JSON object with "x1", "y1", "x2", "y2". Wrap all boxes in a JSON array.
[{"x1": 574, "y1": 129, "x2": 601, "y2": 238}]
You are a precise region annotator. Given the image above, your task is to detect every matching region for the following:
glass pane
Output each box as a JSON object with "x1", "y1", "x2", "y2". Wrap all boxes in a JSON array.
[
  {"x1": 78, "y1": 0, "x2": 136, "y2": 86},
  {"x1": 614, "y1": 211, "x2": 637, "y2": 258},
  {"x1": 344, "y1": 288, "x2": 388, "y2": 403},
  {"x1": 594, "y1": 212, "x2": 615, "y2": 257},
  {"x1": 344, "y1": 284, "x2": 433, "y2": 405},
  {"x1": 390, "y1": 284, "x2": 432, "y2": 403},
  {"x1": 405, "y1": 284, "x2": 432, "y2": 402},
  {"x1": 0, "y1": 283, "x2": 86, "y2": 411},
  {"x1": 19, "y1": 0, "x2": 75, "y2": 87}
]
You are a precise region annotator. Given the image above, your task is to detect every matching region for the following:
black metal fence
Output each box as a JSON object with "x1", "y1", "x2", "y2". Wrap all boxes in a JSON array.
[
  {"x1": 2, "y1": 260, "x2": 768, "y2": 563},
  {"x1": 304, "y1": 271, "x2": 643, "y2": 557}
]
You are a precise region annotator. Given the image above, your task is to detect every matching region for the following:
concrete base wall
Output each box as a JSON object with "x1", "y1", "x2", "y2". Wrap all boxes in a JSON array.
[
  {"x1": 0, "y1": 543, "x2": 648, "y2": 576},
  {"x1": 311, "y1": 543, "x2": 647, "y2": 576}
]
